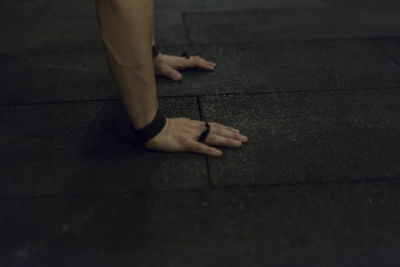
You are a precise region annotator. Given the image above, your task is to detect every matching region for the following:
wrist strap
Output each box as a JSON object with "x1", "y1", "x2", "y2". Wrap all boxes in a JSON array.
[
  {"x1": 152, "y1": 45, "x2": 160, "y2": 58},
  {"x1": 131, "y1": 108, "x2": 167, "y2": 144}
]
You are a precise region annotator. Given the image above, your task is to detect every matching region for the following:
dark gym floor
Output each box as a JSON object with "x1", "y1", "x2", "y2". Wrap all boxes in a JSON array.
[{"x1": 1, "y1": 0, "x2": 400, "y2": 266}]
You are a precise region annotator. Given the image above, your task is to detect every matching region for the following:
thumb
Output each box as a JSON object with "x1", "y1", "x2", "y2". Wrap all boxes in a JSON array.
[{"x1": 163, "y1": 67, "x2": 183, "y2": 81}]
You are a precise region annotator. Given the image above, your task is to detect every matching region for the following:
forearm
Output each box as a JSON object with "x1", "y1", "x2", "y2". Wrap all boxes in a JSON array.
[{"x1": 95, "y1": 0, "x2": 158, "y2": 129}]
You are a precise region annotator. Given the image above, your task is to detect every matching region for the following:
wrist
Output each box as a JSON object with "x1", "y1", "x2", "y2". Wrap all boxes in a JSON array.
[
  {"x1": 131, "y1": 108, "x2": 167, "y2": 144},
  {"x1": 152, "y1": 45, "x2": 160, "y2": 58},
  {"x1": 130, "y1": 107, "x2": 157, "y2": 130},
  {"x1": 144, "y1": 117, "x2": 170, "y2": 148}
]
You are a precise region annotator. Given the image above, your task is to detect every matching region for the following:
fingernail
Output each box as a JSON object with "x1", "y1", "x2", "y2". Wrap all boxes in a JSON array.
[
  {"x1": 235, "y1": 140, "x2": 242, "y2": 146},
  {"x1": 241, "y1": 136, "x2": 248, "y2": 142},
  {"x1": 216, "y1": 150, "x2": 223, "y2": 156}
]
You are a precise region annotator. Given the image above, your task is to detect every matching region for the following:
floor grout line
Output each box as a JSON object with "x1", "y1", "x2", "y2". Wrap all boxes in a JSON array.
[
  {"x1": 2, "y1": 86, "x2": 400, "y2": 108},
  {"x1": 160, "y1": 35, "x2": 400, "y2": 48},
  {"x1": 368, "y1": 38, "x2": 400, "y2": 67},
  {"x1": 1, "y1": 176, "x2": 399, "y2": 201},
  {"x1": 197, "y1": 96, "x2": 213, "y2": 188},
  {"x1": 0, "y1": 97, "x2": 121, "y2": 108},
  {"x1": 1, "y1": 36, "x2": 397, "y2": 56},
  {"x1": 181, "y1": 12, "x2": 192, "y2": 47},
  {"x1": 0, "y1": 16, "x2": 98, "y2": 22}
]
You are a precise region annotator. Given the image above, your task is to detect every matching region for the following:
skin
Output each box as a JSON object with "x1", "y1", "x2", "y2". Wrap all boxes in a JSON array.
[
  {"x1": 147, "y1": 53, "x2": 248, "y2": 156},
  {"x1": 153, "y1": 52, "x2": 217, "y2": 81},
  {"x1": 94, "y1": 0, "x2": 248, "y2": 157},
  {"x1": 145, "y1": 117, "x2": 248, "y2": 157}
]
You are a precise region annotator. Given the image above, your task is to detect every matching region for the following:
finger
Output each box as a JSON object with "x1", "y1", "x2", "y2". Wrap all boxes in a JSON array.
[
  {"x1": 177, "y1": 56, "x2": 215, "y2": 71},
  {"x1": 209, "y1": 122, "x2": 248, "y2": 142},
  {"x1": 224, "y1": 125, "x2": 240, "y2": 133},
  {"x1": 188, "y1": 141, "x2": 223, "y2": 157},
  {"x1": 202, "y1": 60, "x2": 216, "y2": 67},
  {"x1": 190, "y1": 56, "x2": 216, "y2": 71},
  {"x1": 163, "y1": 67, "x2": 183, "y2": 81},
  {"x1": 173, "y1": 56, "x2": 192, "y2": 68},
  {"x1": 214, "y1": 123, "x2": 247, "y2": 141},
  {"x1": 205, "y1": 133, "x2": 242, "y2": 148},
  {"x1": 181, "y1": 53, "x2": 216, "y2": 66},
  {"x1": 206, "y1": 61, "x2": 217, "y2": 67},
  {"x1": 206, "y1": 62, "x2": 217, "y2": 70},
  {"x1": 193, "y1": 56, "x2": 216, "y2": 67}
]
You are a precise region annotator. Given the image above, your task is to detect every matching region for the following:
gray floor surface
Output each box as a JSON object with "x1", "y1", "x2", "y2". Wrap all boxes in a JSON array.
[{"x1": 1, "y1": 0, "x2": 400, "y2": 266}]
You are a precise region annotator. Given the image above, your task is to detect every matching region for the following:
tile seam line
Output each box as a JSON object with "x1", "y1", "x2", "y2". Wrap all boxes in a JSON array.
[
  {"x1": 182, "y1": 35, "x2": 400, "y2": 47},
  {"x1": 0, "y1": 36, "x2": 395, "y2": 63},
  {"x1": 0, "y1": 17, "x2": 98, "y2": 22},
  {"x1": 368, "y1": 38, "x2": 400, "y2": 67},
  {"x1": 185, "y1": 6, "x2": 400, "y2": 14},
  {"x1": 1, "y1": 176, "x2": 399, "y2": 201},
  {"x1": 10, "y1": 36, "x2": 386, "y2": 52},
  {"x1": 156, "y1": 36, "x2": 400, "y2": 50},
  {"x1": 0, "y1": 26, "x2": 396, "y2": 45},
  {"x1": 0, "y1": 6, "x2": 345, "y2": 22},
  {"x1": 1, "y1": 5, "x2": 397, "y2": 21},
  {"x1": 164, "y1": 86, "x2": 400, "y2": 97},
  {"x1": 181, "y1": 12, "x2": 192, "y2": 46},
  {"x1": 5, "y1": 64, "x2": 98, "y2": 72},
  {"x1": 3, "y1": 35, "x2": 395, "y2": 72},
  {"x1": 0, "y1": 97, "x2": 121, "y2": 108},
  {"x1": 197, "y1": 96, "x2": 213, "y2": 187},
  {"x1": 2, "y1": 86, "x2": 400, "y2": 108}
]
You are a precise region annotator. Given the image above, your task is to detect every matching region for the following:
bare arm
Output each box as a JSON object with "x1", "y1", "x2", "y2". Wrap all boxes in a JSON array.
[
  {"x1": 95, "y1": 0, "x2": 248, "y2": 156},
  {"x1": 95, "y1": 0, "x2": 157, "y2": 129}
]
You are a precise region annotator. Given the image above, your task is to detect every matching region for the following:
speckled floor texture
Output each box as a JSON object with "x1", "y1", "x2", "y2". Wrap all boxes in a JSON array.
[{"x1": 1, "y1": 0, "x2": 400, "y2": 266}]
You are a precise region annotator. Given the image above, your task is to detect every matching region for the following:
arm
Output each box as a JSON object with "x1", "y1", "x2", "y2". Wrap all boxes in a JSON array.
[
  {"x1": 95, "y1": 0, "x2": 157, "y2": 129},
  {"x1": 95, "y1": 0, "x2": 248, "y2": 156}
]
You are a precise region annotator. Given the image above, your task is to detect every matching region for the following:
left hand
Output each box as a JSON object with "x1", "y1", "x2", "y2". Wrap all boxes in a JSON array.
[
  {"x1": 144, "y1": 117, "x2": 248, "y2": 156},
  {"x1": 153, "y1": 53, "x2": 217, "y2": 81}
]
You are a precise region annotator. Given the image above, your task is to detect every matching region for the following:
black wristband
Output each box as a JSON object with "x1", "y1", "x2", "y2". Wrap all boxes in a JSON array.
[
  {"x1": 131, "y1": 108, "x2": 167, "y2": 144},
  {"x1": 152, "y1": 45, "x2": 160, "y2": 58}
]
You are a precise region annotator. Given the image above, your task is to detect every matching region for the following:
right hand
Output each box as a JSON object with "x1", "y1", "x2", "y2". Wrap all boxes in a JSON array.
[
  {"x1": 144, "y1": 117, "x2": 248, "y2": 156},
  {"x1": 153, "y1": 53, "x2": 216, "y2": 81}
]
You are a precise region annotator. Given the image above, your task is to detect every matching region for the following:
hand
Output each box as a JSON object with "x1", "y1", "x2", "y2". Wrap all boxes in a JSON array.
[
  {"x1": 153, "y1": 53, "x2": 217, "y2": 81},
  {"x1": 145, "y1": 117, "x2": 248, "y2": 156}
]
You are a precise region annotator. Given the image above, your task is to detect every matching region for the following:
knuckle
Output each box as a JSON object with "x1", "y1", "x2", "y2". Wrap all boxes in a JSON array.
[
  {"x1": 182, "y1": 126, "x2": 193, "y2": 135},
  {"x1": 234, "y1": 131, "x2": 241, "y2": 138},
  {"x1": 223, "y1": 137, "x2": 233, "y2": 145},
  {"x1": 209, "y1": 122, "x2": 219, "y2": 128},
  {"x1": 181, "y1": 127, "x2": 189, "y2": 135},
  {"x1": 184, "y1": 140, "x2": 195, "y2": 149},
  {"x1": 192, "y1": 144, "x2": 202, "y2": 153},
  {"x1": 210, "y1": 126, "x2": 220, "y2": 135},
  {"x1": 179, "y1": 117, "x2": 191, "y2": 123},
  {"x1": 229, "y1": 139, "x2": 238, "y2": 146},
  {"x1": 190, "y1": 119, "x2": 199, "y2": 125},
  {"x1": 225, "y1": 130, "x2": 235, "y2": 138}
]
